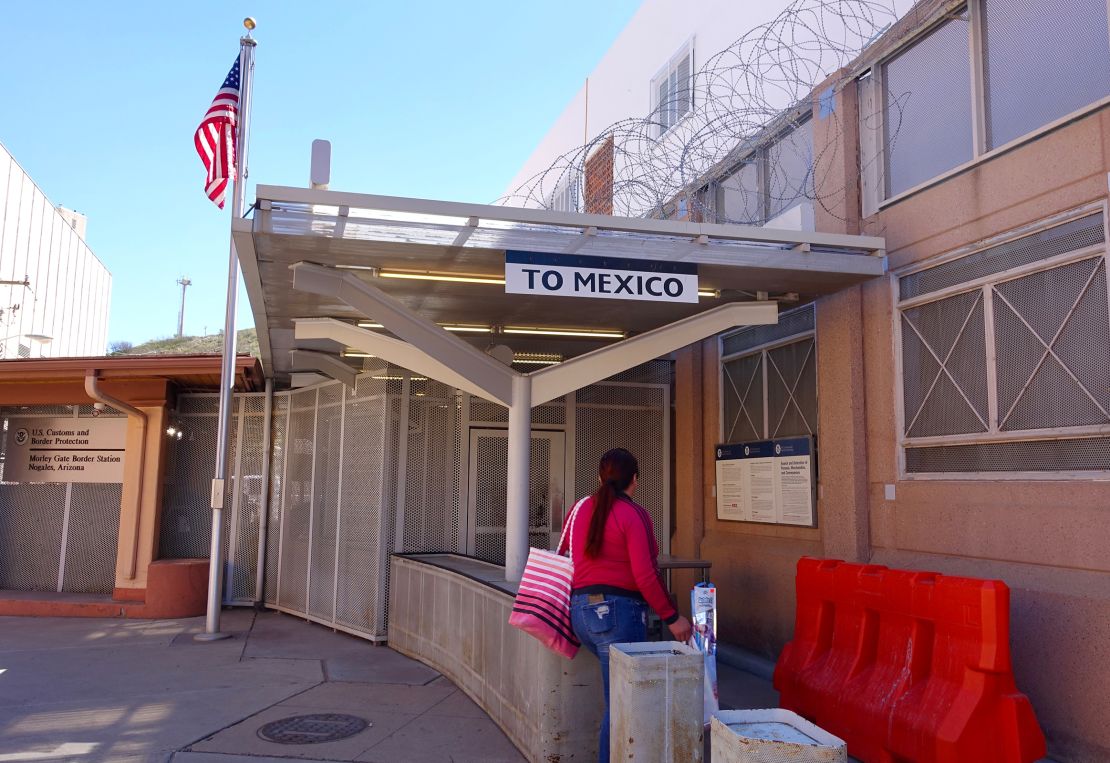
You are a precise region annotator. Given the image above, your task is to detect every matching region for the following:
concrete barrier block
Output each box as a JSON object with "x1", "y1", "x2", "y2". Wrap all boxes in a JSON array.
[
  {"x1": 710, "y1": 709, "x2": 846, "y2": 763},
  {"x1": 610, "y1": 641, "x2": 704, "y2": 762}
]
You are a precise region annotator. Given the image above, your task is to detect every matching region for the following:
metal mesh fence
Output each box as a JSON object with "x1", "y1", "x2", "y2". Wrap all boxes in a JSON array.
[
  {"x1": 276, "y1": 388, "x2": 316, "y2": 613},
  {"x1": 575, "y1": 382, "x2": 670, "y2": 550},
  {"x1": 336, "y1": 373, "x2": 388, "y2": 634},
  {"x1": 226, "y1": 394, "x2": 267, "y2": 603},
  {"x1": 250, "y1": 360, "x2": 672, "y2": 640},
  {"x1": 159, "y1": 394, "x2": 220, "y2": 559}
]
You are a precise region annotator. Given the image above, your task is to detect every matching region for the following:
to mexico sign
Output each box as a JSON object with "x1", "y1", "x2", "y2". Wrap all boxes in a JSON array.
[
  {"x1": 505, "y1": 251, "x2": 699, "y2": 303},
  {"x1": 4, "y1": 416, "x2": 127, "y2": 483}
]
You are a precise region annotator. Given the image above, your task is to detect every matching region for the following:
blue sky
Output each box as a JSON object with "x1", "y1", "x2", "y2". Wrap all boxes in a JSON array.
[{"x1": 0, "y1": 1, "x2": 640, "y2": 345}]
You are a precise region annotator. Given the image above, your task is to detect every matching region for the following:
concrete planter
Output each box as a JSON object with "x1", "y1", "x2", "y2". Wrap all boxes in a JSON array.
[
  {"x1": 710, "y1": 709, "x2": 846, "y2": 763},
  {"x1": 610, "y1": 641, "x2": 704, "y2": 762}
]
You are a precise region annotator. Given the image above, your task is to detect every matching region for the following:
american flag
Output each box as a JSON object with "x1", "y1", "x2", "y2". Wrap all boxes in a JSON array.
[{"x1": 194, "y1": 57, "x2": 241, "y2": 209}]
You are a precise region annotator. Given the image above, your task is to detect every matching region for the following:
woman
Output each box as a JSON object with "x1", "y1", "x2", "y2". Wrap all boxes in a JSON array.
[{"x1": 559, "y1": 447, "x2": 692, "y2": 763}]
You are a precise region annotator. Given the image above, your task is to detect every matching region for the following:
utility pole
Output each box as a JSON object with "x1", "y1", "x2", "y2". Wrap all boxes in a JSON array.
[{"x1": 176, "y1": 277, "x2": 192, "y2": 337}]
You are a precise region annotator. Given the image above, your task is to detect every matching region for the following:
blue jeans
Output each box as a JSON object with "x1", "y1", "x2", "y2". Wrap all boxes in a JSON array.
[{"x1": 570, "y1": 592, "x2": 647, "y2": 763}]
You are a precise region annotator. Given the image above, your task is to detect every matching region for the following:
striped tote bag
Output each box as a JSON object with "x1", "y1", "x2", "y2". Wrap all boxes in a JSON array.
[{"x1": 508, "y1": 498, "x2": 587, "y2": 659}]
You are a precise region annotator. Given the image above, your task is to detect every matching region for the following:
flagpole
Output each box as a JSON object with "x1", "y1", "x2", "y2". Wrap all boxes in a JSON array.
[{"x1": 196, "y1": 19, "x2": 257, "y2": 642}]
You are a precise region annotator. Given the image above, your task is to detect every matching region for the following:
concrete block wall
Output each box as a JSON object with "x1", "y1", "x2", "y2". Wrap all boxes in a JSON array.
[{"x1": 388, "y1": 555, "x2": 604, "y2": 761}]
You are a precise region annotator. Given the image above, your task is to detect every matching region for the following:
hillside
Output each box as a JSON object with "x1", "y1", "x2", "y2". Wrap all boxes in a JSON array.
[{"x1": 111, "y1": 328, "x2": 259, "y2": 357}]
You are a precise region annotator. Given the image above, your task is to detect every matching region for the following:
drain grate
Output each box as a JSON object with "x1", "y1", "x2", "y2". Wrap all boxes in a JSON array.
[{"x1": 257, "y1": 713, "x2": 370, "y2": 745}]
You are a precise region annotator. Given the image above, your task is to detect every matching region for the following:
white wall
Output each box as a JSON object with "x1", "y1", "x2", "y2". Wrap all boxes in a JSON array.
[
  {"x1": 0, "y1": 142, "x2": 111, "y2": 358},
  {"x1": 503, "y1": 0, "x2": 916, "y2": 211}
]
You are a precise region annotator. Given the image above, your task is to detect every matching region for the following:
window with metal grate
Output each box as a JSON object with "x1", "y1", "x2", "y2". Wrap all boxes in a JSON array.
[
  {"x1": 982, "y1": 0, "x2": 1110, "y2": 150},
  {"x1": 897, "y1": 211, "x2": 1110, "y2": 475},
  {"x1": 721, "y1": 304, "x2": 817, "y2": 443},
  {"x1": 883, "y1": 11, "x2": 973, "y2": 198}
]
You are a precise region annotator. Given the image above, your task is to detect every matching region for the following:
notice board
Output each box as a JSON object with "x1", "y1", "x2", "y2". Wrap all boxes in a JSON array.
[{"x1": 714, "y1": 436, "x2": 815, "y2": 526}]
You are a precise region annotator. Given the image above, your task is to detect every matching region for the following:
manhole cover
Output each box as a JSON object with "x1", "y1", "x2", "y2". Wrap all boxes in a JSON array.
[{"x1": 257, "y1": 713, "x2": 369, "y2": 744}]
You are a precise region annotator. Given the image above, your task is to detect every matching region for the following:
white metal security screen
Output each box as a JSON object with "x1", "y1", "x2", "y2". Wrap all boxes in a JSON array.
[
  {"x1": 0, "y1": 405, "x2": 124, "y2": 594},
  {"x1": 467, "y1": 429, "x2": 565, "y2": 563},
  {"x1": 156, "y1": 361, "x2": 673, "y2": 641}
]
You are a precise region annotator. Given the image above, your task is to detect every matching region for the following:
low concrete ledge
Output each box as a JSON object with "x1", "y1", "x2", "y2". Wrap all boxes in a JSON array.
[{"x1": 389, "y1": 553, "x2": 603, "y2": 762}]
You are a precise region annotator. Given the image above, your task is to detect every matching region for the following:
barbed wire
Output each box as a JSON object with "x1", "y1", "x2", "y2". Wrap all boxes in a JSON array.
[{"x1": 499, "y1": 0, "x2": 903, "y2": 225}]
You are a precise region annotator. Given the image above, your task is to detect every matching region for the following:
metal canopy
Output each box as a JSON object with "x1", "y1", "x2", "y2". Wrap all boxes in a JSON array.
[
  {"x1": 234, "y1": 184, "x2": 887, "y2": 581},
  {"x1": 235, "y1": 185, "x2": 886, "y2": 382}
]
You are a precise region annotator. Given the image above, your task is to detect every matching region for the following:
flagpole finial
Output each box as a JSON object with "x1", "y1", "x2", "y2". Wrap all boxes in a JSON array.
[{"x1": 243, "y1": 17, "x2": 257, "y2": 34}]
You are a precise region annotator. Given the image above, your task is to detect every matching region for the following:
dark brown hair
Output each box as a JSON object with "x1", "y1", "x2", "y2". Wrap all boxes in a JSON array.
[{"x1": 584, "y1": 448, "x2": 639, "y2": 558}]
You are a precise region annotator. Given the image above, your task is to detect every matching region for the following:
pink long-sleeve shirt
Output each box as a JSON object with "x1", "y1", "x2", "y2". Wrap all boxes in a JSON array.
[{"x1": 558, "y1": 494, "x2": 677, "y2": 623}]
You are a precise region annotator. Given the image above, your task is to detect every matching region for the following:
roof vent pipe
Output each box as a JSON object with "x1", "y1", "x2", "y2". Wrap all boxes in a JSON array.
[{"x1": 84, "y1": 370, "x2": 147, "y2": 581}]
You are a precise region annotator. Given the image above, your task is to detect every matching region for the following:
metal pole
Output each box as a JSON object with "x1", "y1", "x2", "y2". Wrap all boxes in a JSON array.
[
  {"x1": 197, "y1": 25, "x2": 257, "y2": 641},
  {"x1": 253, "y1": 377, "x2": 274, "y2": 606},
  {"x1": 176, "y1": 277, "x2": 192, "y2": 337},
  {"x1": 504, "y1": 374, "x2": 532, "y2": 582}
]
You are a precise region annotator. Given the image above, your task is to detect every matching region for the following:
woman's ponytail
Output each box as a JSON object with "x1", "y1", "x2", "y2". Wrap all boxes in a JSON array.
[{"x1": 584, "y1": 449, "x2": 639, "y2": 558}]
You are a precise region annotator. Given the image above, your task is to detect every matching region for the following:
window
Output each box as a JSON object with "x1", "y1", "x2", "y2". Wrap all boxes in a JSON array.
[
  {"x1": 550, "y1": 172, "x2": 579, "y2": 213},
  {"x1": 721, "y1": 305, "x2": 817, "y2": 443},
  {"x1": 715, "y1": 118, "x2": 813, "y2": 226},
  {"x1": 896, "y1": 210, "x2": 1110, "y2": 475},
  {"x1": 651, "y1": 41, "x2": 693, "y2": 136},
  {"x1": 883, "y1": 13, "x2": 973, "y2": 197},
  {"x1": 982, "y1": 0, "x2": 1110, "y2": 149},
  {"x1": 875, "y1": 0, "x2": 1110, "y2": 201}
]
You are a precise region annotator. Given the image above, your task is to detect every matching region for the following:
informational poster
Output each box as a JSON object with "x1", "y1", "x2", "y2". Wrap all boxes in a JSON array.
[
  {"x1": 4, "y1": 417, "x2": 127, "y2": 483},
  {"x1": 715, "y1": 436, "x2": 815, "y2": 526}
]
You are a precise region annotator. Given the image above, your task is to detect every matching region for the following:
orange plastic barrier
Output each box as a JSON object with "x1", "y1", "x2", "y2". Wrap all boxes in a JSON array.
[{"x1": 773, "y1": 558, "x2": 1046, "y2": 763}]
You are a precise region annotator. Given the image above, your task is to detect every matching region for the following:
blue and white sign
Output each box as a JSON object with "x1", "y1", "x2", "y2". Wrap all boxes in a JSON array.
[
  {"x1": 715, "y1": 436, "x2": 815, "y2": 526},
  {"x1": 505, "y1": 251, "x2": 699, "y2": 303}
]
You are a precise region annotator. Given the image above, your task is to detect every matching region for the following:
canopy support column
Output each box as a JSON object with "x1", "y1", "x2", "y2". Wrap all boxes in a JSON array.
[{"x1": 505, "y1": 374, "x2": 532, "y2": 583}]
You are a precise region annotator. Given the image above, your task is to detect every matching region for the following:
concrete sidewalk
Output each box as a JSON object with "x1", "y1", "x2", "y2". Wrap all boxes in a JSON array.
[
  {"x1": 0, "y1": 609, "x2": 781, "y2": 763},
  {"x1": 0, "y1": 610, "x2": 522, "y2": 763}
]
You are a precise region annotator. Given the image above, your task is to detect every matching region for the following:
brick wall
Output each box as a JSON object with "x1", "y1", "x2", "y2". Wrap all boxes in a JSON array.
[{"x1": 584, "y1": 135, "x2": 614, "y2": 215}]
